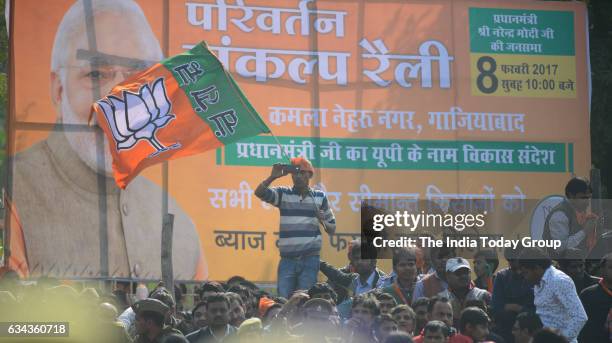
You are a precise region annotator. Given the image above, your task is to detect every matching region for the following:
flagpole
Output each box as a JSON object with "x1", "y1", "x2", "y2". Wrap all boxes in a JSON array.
[
  {"x1": 1, "y1": 189, "x2": 9, "y2": 271},
  {"x1": 160, "y1": 0, "x2": 174, "y2": 290},
  {"x1": 83, "y1": 0, "x2": 109, "y2": 282},
  {"x1": 304, "y1": 0, "x2": 330, "y2": 235},
  {"x1": 221, "y1": 48, "x2": 332, "y2": 235},
  {"x1": 267, "y1": 132, "x2": 331, "y2": 235},
  {"x1": 2, "y1": 0, "x2": 16, "y2": 272}
]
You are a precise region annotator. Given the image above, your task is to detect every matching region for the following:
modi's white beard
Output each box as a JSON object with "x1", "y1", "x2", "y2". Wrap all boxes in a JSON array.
[{"x1": 60, "y1": 91, "x2": 114, "y2": 176}]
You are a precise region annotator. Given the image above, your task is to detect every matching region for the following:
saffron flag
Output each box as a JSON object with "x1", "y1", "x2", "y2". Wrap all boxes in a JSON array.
[
  {"x1": 92, "y1": 41, "x2": 271, "y2": 188},
  {"x1": 3, "y1": 192, "x2": 29, "y2": 278}
]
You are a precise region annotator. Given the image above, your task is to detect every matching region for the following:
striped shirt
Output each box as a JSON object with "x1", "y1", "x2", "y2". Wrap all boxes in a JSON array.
[{"x1": 258, "y1": 186, "x2": 336, "y2": 257}]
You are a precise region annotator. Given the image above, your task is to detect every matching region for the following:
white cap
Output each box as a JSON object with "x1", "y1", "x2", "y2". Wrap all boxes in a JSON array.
[{"x1": 446, "y1": 257, "x2": 471, "y2": 273}]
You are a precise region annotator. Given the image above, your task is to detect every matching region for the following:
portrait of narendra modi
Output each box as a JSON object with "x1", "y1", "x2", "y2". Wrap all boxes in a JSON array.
[{"x1": 10, "y1": 0, "x2": 207, "y2": 280}]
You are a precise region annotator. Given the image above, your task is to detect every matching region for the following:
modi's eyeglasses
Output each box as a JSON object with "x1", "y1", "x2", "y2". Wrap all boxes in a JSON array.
[{"x1": 60, "y1": 63, "x2": 148, "y2": 90}]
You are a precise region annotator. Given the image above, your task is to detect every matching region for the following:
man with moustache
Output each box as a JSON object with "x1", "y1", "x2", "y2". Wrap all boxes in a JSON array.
[
  {"x1": 255, "y1": 157, "x2": 336, "y2": 298},
  {"x1": 186, "y1": 293, "x2": 236, "y2": 343},
  {"x1": 12, "y1": 0, "x2": 205, "y2": 280},
  {"x1": 437, "y1": 257, "x2": 491, "y2": 328},
  {"x1": 542, "y1": 177, "x2": 597, "y2": 257}
]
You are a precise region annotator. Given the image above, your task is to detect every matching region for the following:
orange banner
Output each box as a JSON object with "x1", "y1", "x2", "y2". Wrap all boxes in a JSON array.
[{"x1": 8, "y1": 0, "x2": 590, "y2": 281}]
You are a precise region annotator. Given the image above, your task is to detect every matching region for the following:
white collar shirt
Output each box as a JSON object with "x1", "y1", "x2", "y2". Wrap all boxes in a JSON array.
[{"x1": 533, "y1": 266, "x2": 587, "y2": 343}]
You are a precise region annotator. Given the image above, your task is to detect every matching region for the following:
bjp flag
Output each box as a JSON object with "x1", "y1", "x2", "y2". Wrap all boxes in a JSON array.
[{"x1": 92, "y1": 41, "x2": 271, "y2": 189}]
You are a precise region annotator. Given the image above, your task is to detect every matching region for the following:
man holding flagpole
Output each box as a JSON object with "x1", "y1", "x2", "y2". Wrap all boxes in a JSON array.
[{"x1": 255, "y1": 157, "x2": 336, "y2": 298}]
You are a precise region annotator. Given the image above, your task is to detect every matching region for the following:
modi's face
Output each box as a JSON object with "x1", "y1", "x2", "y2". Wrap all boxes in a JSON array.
[{"x1": 55, "y1": 11, "x2": 161, "y2": 175}]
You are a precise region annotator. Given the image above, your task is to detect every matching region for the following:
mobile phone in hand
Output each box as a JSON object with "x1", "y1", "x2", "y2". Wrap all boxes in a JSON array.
[{"x1": 280, "y1": 164, "x2": 300, "y2": 174}]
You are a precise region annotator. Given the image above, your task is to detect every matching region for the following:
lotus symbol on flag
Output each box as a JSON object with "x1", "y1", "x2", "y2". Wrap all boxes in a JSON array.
[{"x1": 97, "y1": 77, "x2": 180, "y2": 157}]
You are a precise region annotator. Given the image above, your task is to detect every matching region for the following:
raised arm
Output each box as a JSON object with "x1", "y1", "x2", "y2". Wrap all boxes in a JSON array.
[{"x1": 255, "y1": 163, "x2": 287, "y2": 205}]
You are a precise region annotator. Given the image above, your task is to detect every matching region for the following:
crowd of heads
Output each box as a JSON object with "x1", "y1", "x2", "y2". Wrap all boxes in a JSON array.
[{"x1": 0, "y1": 244, "x2": 610, "y2": 342}]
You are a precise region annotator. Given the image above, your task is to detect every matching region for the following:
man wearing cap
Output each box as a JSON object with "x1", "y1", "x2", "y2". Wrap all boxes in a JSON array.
[
  {"x1": 259, "y1": 297, "x2": 282, "y2": 326},
  {"x1": 133, "y1": 298, "x2": 188, "y2": 343},
  {"x1": 255, "y1": 157, "x2": 337, "y2": 298},
  {"x1": 437, "y1": 257, "x2": 491, "y2": 328},
  {"x1": 120, "y1": 285, "x2": 182, "y2": 338}
]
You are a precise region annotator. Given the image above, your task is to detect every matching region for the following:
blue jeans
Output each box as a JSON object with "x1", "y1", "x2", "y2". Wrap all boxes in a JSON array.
[{"x1": 277, "y1": 255, "x2": 319, "y2": 298}]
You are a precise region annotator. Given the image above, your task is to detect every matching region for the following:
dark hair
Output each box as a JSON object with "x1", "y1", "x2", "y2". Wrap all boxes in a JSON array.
[
  {"x1": 383, "y1": 331, "x2": 414, "y2": 343},
  {"x1": 303, "y1": 298, "x2": 333, "y2": 313},
  {"x1": 272, "y1": 296, "x2": 287, "y2": 305},
  {"x1": 427, "y1": 296, "x2": 451, "y2": 314},
  {"x1": 174, "y1": 284, "x2": 184, "y2": 305},
  {"x1": 599, "y1": 252, "x2": 612, "y2": 270},
  {"x1": 198, "y1": 281, "x2": 225, "y2": 298},
  {"x1": 349, "y1": 239, "x2": 363, "y2": 258},
  {"x1": 139, "y1": 310, "x2": 165, "y2": 327},
  {"x1": 531, "y1": 328, "x2": 569, "y2": 343},
  {"x1": 225, "y1": 292, "x2": 244, "y2": 307},
  {"x1": 226, "y1": 275, "x2": 247, "y2": 286},
  {"x1": 565, "y1": 177, "x2": 591, "y2": 197},
  {"x1": 504, "y1": 244, "x2": 524, "y2": 261},
  {"x1": 392, "y1": 247, "x2": 418, "y2": 268},
  {"x1": 112, "y1": 289, "x2": 129, "y2": 309},
  {"x1": 464, "y1": 299, "x2": 487, "y2": 312},
  {"x1": 518, "y1": 248, "x2": 552, "y2": 270},
  {"x1": 390, "y1": 304, "x2": 415, "y2": 319},
  {"x1": 423, "y1": 320, "x2": 450, "y2": 337},
  {"x1": 430, "y1": 245, "x2": 455, "y2": 260},
  {"x1": 352, "y1": 293, "x2": 380, "y2": 316},
  {"x1": 227, "y1": 284, "x2": 251, "y2": 301},
  {"x1": 307, "y1": 282, "x2": 338, "y2": 304},
  {"x1": 239, "y1": 280, "x2": 259, "y2": 292},
  {"x1": 474, "y1": 249, "x2": 499, "y2": 273},
  {"x1": 515, "y1": 312, "x2": 543, "y2": 334},
  {"x1": 558, "y1": 248, "x2": 586, "y2": 270},
  {"x1": 205, "y1": 292, "x2": 230, "y2": 308},
  {"x1": 412, "y1": 297, "x2": 430, "y2": 309},
  {"x1": 459, "y1": 307, "x2": 489, "y2": 332},
  {"x1": 374, "y1": 313, "x2": 397, "y2": 332},
  {"x1": 150, "y1": 288, "x2": 175, "y2": 308},
  {"x1": 376, "y1": 292, "x2": 396, "y2": 303},
  {"x1": 192, "y1": 300, "x2": 207, "y2": 314}
]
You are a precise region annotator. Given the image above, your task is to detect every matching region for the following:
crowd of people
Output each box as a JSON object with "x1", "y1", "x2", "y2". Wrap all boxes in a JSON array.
[
  {"x1": 0, "y1": 242, "x2": 610, "y2": 343},
  {"x1": 1, "y1": 161, "x2": 611, "y2": 342}
]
